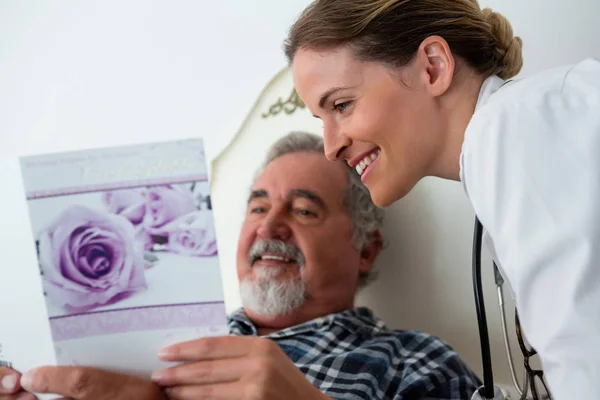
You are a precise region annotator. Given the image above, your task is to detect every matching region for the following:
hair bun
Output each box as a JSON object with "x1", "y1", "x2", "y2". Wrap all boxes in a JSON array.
[{"x1": 481, "y1": 7, "x2": 523, "y2": 79}]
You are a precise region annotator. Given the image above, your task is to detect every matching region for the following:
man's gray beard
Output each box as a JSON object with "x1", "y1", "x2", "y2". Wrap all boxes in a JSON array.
[{"x1": 239, "y1": 266, "x2": 306, "y2": 318}]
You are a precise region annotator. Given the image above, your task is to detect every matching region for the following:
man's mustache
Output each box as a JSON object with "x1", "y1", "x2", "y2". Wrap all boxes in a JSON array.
[{"x1": 248, "y1": 239, "x2": 305, "y2": 268}]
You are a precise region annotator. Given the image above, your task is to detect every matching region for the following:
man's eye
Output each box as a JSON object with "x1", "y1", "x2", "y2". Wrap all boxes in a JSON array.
[
  {"x1": 296, "y1": 209, "x2": 317, "y2": 218},
  {"x1": 250, "y1": 207, "x2": 265, "y2": 214},
  {"x1": 333, "y1": 101, "x2": 352, "y2": 113}
]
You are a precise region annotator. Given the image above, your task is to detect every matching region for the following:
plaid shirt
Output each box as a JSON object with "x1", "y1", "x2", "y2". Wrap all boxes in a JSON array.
[{"x1": 228, "y1": 307, "x2": 481, "y2": 400}]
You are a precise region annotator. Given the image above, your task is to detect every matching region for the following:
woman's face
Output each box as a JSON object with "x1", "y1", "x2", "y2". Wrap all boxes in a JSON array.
[{"x1": 292, "y1": 46, "x2": 448, "y2": 207}]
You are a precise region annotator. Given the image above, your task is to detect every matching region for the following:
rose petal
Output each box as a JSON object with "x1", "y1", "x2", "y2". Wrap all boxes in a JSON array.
[
  {"x1": 102, "y1": 189, "x2": 146, "y2": 214},
  {"x1": 164, "y1": 210, "x2": 218, "y2": 257},
  {"x1": 62, "y1": 228, "x2": 122, "y2": 289},
  {"x1": 120, "y1": 203, "x2": 146, "y2": 225},
  {"x1": 143, "y1": 185, "x2": 196, "y2": 229}
]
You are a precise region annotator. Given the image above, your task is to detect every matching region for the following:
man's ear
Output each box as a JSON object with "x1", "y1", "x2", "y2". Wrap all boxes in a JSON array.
[
  {"x1": 359, "y1": 230, "x2": 383, "y2": 274},
  {"x1": 414, "y1": 35, "x2": 455, "y2": 97}
]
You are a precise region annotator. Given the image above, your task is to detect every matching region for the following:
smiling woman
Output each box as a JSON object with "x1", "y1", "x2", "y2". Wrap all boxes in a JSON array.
[
  {"x1": 286, "y1": 0, "x2": 523, "y2": 208},
  {"x1": 284, "y1": 0, "x2": 600, "y2": 399}
]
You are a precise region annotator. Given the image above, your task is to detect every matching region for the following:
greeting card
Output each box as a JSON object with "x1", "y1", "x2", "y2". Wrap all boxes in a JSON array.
[{"x1": 0, "y1": 139, "x2": 228, "y2": 399}]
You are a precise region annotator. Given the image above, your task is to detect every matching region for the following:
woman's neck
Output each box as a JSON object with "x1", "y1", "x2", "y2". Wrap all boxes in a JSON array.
[{"x1": 432, "y1": 71, "x2": 484, "y2": 181}]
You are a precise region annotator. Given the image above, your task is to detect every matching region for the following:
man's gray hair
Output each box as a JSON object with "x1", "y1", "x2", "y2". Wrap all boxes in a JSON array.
[{"x1": 260, "y1": 131, "x2": 385, "y2": 287}]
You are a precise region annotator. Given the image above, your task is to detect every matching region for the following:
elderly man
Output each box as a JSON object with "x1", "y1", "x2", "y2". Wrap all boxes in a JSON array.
[{"x1": 0, "y1": 132, "x2": 480, "y2": 400}]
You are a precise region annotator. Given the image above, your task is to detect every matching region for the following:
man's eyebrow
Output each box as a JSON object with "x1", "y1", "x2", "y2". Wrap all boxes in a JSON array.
[
  {"x1": 289, "y1": 189, "x2": 326, "y2": 209},
  {"x1": 318, "y1": 86, "x2": 350, "y2": 109},
  {"x1": 247, "y1": 189, "x2": 267, "y2": 204}
]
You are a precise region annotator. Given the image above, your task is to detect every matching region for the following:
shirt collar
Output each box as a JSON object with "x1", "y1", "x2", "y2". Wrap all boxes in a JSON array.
[
  {"x1": 474, "y1": 74, "x2": 506, "y2": 112},
  {"x1": 459, "y1": 74, "x2": 507, "y2": 185},
  {"x1": 228, "y1": 307, "x2": 388, "y2": 339}
]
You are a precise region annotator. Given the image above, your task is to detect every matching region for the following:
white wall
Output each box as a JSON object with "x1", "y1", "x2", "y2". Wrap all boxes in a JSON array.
[
  {"x1": 0, "y1": 0, "x2": 312, "y2": 162},
  {"x1": 2, "y1": 0, "x2": 599, "y2": 397}
]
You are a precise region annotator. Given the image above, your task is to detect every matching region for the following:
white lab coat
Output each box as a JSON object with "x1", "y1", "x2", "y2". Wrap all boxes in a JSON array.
[{"x1": 460, "y1": 57, "x2": 600, "y2": 400}]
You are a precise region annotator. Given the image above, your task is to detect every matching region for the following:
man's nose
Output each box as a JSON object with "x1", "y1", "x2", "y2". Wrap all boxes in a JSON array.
[
  {"x1": 256, "y1": 212, "x2": 291, "y2": 240},
  {"x1": 323, "y1": 123, "x2": 351, "y2": 162}
]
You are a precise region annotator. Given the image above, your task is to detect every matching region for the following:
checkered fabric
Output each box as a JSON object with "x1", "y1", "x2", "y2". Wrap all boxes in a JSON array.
[{"x1": 228, "y1": 307, "x2": 481, "y2": 399}]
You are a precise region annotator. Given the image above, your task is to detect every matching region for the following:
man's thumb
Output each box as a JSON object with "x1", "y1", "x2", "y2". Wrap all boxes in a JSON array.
[
  {"x1": 0, "y1": 368, "x2": 21, "y2": 394},
  {"x1": 21, "y1": 366, "x2": 96, "y2": 398}
]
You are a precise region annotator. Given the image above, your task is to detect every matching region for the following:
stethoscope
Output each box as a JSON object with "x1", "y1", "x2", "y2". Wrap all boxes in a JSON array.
[
  {"x1": 470, "y1": 217, "x2": 551, "y2": 400},
  {"x1": 470, "y1": 217, "x2": 505, "y2": 399}
]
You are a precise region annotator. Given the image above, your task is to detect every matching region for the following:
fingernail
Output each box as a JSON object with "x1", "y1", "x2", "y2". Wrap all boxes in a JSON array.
[
  {"x1": 150, "y1": 370, "x2": 163, "y2": 382},
  {"x1": 1, "y1": 373, "x2": 18, "y2": 391},
  {"x1": 157, "y1": 347, "x2": 170, "y2": 358},
  {"x1": 20, "y1": 369, "x2": 36, "y2": 391}
]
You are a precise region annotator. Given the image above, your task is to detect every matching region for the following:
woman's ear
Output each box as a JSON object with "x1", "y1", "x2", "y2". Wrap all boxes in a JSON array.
[
  {"x1": 359, "y1": 230, "x2": 383, "y2": 274},
  {"x1": 415, "y1": 35, "x2": 455, "y2": 97}
]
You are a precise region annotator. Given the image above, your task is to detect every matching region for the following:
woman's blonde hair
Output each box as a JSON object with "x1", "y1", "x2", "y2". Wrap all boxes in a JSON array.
[{"x1": 284, "y1": 0, "x2": 523, "y2": 80}]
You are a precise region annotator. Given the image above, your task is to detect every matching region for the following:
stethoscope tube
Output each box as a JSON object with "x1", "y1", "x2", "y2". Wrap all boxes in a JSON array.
[{"x1": 473, "y1": 217, "x2": 496, "y2": 398}]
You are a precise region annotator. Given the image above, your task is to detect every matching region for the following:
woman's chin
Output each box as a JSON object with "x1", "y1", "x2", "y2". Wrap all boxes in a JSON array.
[
  {"x1": 374, "y1": 195, "x2": 396, "y2": 208},
  {"x1": 367, "y1": 178, "x2": 415, "y2": 208},
  {"x1": 366, "y1": 183, "x2": 396, "y2": 208}
]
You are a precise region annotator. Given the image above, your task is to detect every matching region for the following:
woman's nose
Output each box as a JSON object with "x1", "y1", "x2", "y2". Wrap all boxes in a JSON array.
[{"x1": 323, "y1": 124, "x2": 351, "y2": 162}]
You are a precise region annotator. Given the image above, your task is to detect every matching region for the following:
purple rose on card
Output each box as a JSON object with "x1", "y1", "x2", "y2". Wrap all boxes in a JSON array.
[
  {"x1": 101, "y1": 188, "x2": 147, "y2": 225},
  {"x1": 158, "y1": 210, "x2": 218, "y2": 257},
  {"x1": 143, "y1": 184, "x2": 197, "y2": 237},
  {"x1": 37, "y1": 205, "x2": 147, "y2": 312}
]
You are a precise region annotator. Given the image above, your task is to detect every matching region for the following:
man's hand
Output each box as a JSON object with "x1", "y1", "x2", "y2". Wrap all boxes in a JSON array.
[
  {"x1": 0, "y1": 367, "x2": 34, "y2": 400},
  {"x1": 152, "y1": 336, "x2": 330, "y2": 400},
  {"x1": 15, "y1": 366, "x2": 164, "y2": 400}
]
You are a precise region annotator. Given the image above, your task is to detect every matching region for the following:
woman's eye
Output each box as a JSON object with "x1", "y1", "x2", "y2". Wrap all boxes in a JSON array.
[
  {"x1": 250, "y1": 207, "x2": 265, "y2": 214},
  {"x1": 333, "y1": 101, "x2": 352, "y2": 114}
]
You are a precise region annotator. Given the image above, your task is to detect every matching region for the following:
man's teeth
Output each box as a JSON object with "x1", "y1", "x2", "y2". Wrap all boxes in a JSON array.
[
  {"x1": 260, "y1": 255, "x2": 292, "y2": 262},
  {"x1": 356, "y1": 150, "x2": 381, "y2": 176}
]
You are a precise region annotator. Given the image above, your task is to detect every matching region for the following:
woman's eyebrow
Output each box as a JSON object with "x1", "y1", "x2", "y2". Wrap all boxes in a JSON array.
[{"x1": 318, "y1": 86, "x2": 352, "y2": 108}]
